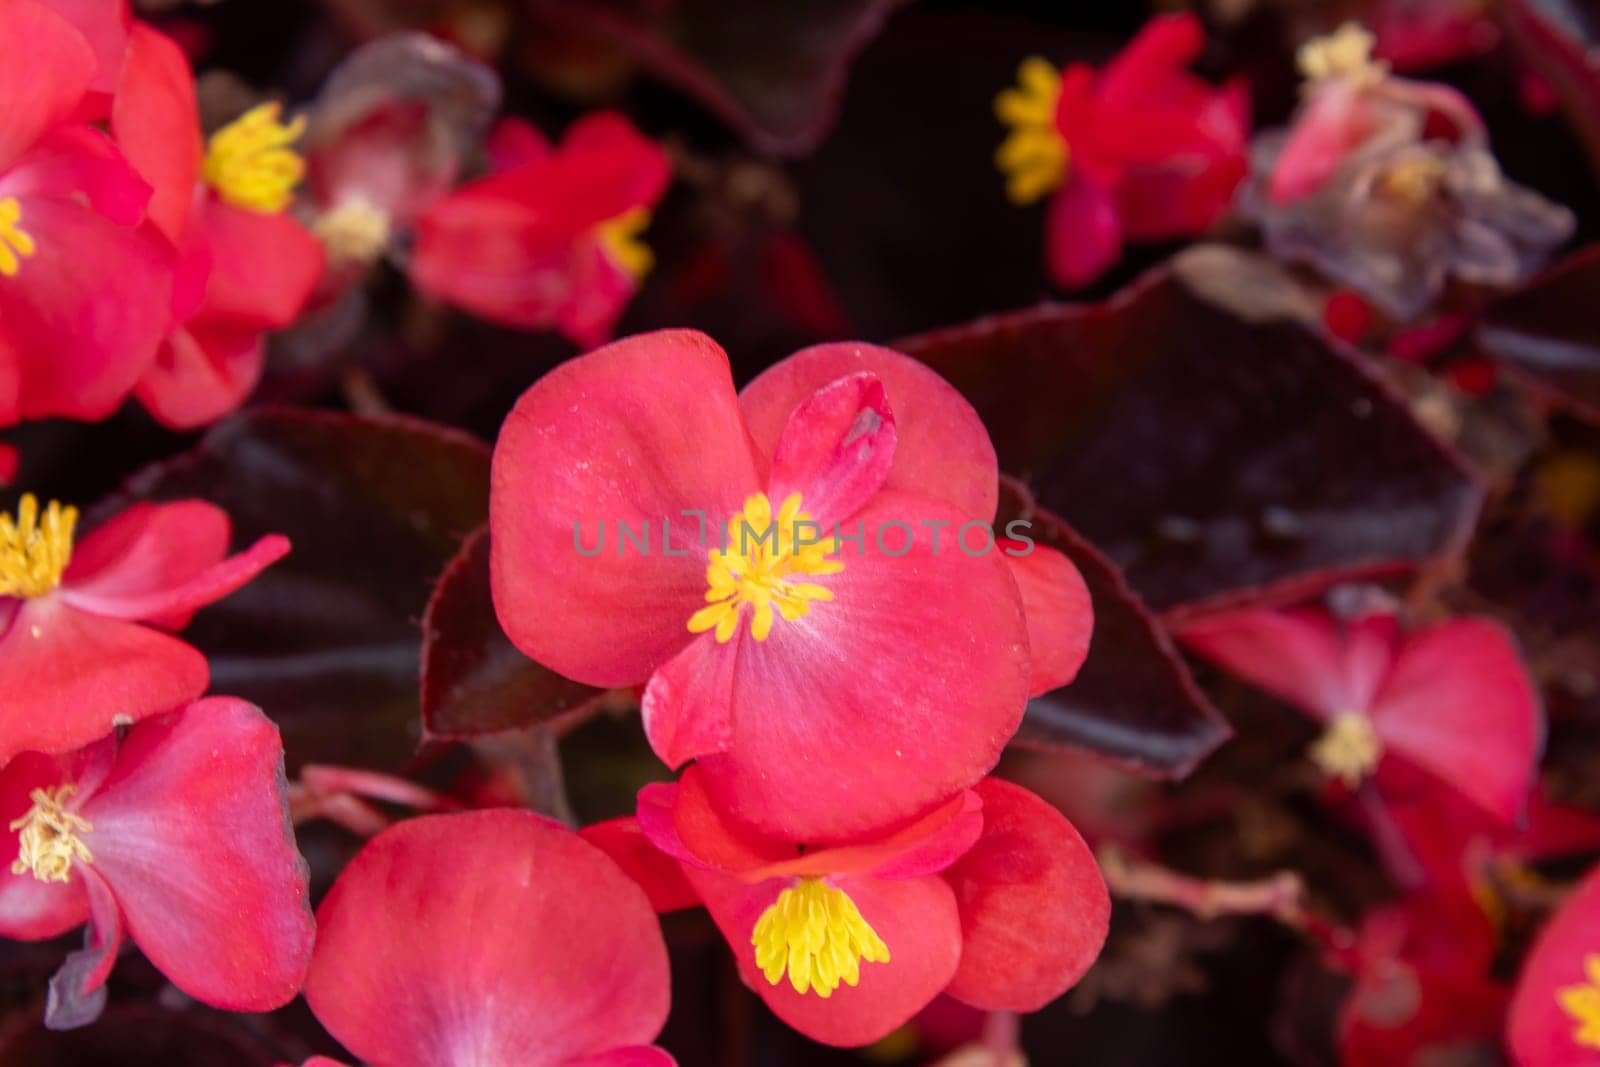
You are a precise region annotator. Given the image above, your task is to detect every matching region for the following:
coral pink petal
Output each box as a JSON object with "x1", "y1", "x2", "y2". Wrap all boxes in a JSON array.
[
  {"x1": 1046, "y1": 173, "x2": 1122, "y2": 290},
  {"x1": 41, "y1": 0, "x2": 130, "y2": 105},
  {"x1": 303, "y1": 810, "x2": 670, "y2": 1067},
  {"x1": 134, "y1": 326, "x2": 266, "y2": 431},
  {"x1": 641, "y1": 631, "x2": 738, "y2": 768},
  {"x1": 764, "y1": 372, "x2": 896, "y2": 529},
  {"x1": 690, "y1": 867, "x2": 961, "y2": 1048},
  {"x1": 110, "y1": 24, "x2": 200, "y2": 242},
  {"x1": 1372, "y1": 619, "x2": 1542, "y2": 825},
  {"x1": 942, "y1": 778, "x2": 1109, "y2": 1012},
  {"x1": 1509, "y1": 861, "x2": 1600, "y2": 1067},
  {"x1": 1004, "y1": 542, "x2": 1093, "y2": 695},
  {"x1": 0, "y1": 0, "x2": 96, "y2": 170},
  {"x1": 637, "y1": 768, "x2": 794, "y2": 875},
  {"x1": 565, "y1": 1048, "x2": 675, "y2": 1067},
  {"x1": 196, "y1": 198, "x2": 325, "y2": 329},
  {"x1": 761, "y1": 790, "x2": 984, "y2": 881},
  {"x1": 0, "y1": 750, "x2": 91, "y2": 940},
  {"x1": 1097, "y1": 12, "x2": 1205, "y2": 106},
  {"x1": 0, "y1": 598, "x2": 207, "y2": 764},
  {"x1": 578, "y1": 817, "x2": 699, "y2": 913},
  {"x1": 62, "y1": 500, "x2": 289, "y2": 630},
  {"x1": 80, "y1": 698, "x2": 313, "y2": 1011},
  {"x1": 1177, "y1": 608, "x2": 1385, "y2": 721},
  {"x1": 490, "y1": 330, "x2": 763, "y2": 688},
  {"x1": 739, "y1": 342, "x2": 997, "y2": 522},
  {"x1": 695, "y1": 492, "x2": 1031, "y2": 842},
  {"x1": 486, "y1": 116, "x2": 551, "y2": 171},
  {"x1": 1268, "y1": 81, "x2": 1376, "y2": 203}
]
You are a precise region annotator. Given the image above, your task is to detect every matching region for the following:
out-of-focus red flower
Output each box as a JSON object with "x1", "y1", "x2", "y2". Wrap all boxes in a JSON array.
[
  {"x1": 619, "y1": 769, "x2": 1106, "y2": 1048},
  {"x1": 1178, "y1": 607, "x2": 1542, "y2": 824},
  {"x1": 0, "y1": 697, "x2": 313, "y2": 1029},
  {"x1": 994, "y1": 13, "x2": 1250, "y2": 289},
  {"x1": 0, "y1": 494, "x2": 288, "y2": 763},
  {"x1": 1369, "y1": 0, "x2": 1499, "y2": 72},
  {"x1": 1338, "y1": 892, "x2": 1508, "y2": 1067},
  {"x1": 1510, "y1": 861, "x2": 1600, "y2": 1065},
  {"x1": 302, "y1": 32, "x2": 500, "y2": 276},
  {"x1": 490, "y1": 331, "x2": 1092, "y2": 841},
  {"x1": 108, "y1": 25, "x2": 323, "y2": 429},
  {"x1": 301, "y1": 809, "x2": 674, "y2": 1067},
  {"x1": 1246, "y1": 23, "x2": 1573, "y2": 321},
  {"x1": 0, "y1": 0, "x2": 172, "y2": 429},
  {"x1": 410, "y1": 111, "x2": 670, "y2": 348}
]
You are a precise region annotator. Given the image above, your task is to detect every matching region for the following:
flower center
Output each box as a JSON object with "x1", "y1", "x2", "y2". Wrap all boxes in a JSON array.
[
  {"x1": 994, "y1": 56, "x2": 1069, "y2": 206},
  {"x1": 752, "y1": 878, "x2": 890, "y2": 998},
  {"x1": 204, "y1": 102, "x2": 306, "y2": 213},
  {"x1": 594, "y1": 206, "x2": 655, "y2": 281},
  {"x1": 314, "y1": 195, "x2": 392, "y2": 266},
  {"x1": 0, "y1": 495, "x2": 78, "y2": 599},
  {"x1": 10, "y1": 784, "x2": 93, "y2": 884},
  {"x1": 1559, "y1": 954, "x2": 1600, "y2": 1050},
  {"x1": 1309, "y1": 711, "x2": 1383, "y2": 787},
  {"x1": 687, "y1": 492, "x2": 843, "y2": 644},
  {"x1": 0, "y1": 197, "x2": 37, "y2": 278},
  {"x1": 1377, "y1": 156, "x2": 1448, "y2": 204},
  {"x1": 1297, "y1": 23, "x2": 1388, "y2": 85}
]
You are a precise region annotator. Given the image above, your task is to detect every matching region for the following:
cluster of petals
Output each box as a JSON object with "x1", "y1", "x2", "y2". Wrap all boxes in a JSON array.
[
  {"x1": 1243, "y1": 23, "x2": 1574, "y2": 321},
  {"x1": 993, "y1": 12, "x2": 1250, "y2": 289},
  {"x1": 300, "y1": 809, "x2": 674, "y2": 1066},
  {"x1": 1178, "y1": 604, "x2": 1543, "y2": 826},
  {"x1": 490, "y1": 329, "x2": 1093, "y2": 842}
]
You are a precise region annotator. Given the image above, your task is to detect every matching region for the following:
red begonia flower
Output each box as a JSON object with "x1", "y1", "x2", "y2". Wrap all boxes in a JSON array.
[
  {"x1": 993, "y1": 13, "x2": 1249, "y2": 289},
  {"x1": 0, "y1": 0, "x2": 172, "y2": 427},
  {"x1": 302, "y1": 809, "x2": 674, "y2": 1067},
  {"x1": 0, "y1": 494, "x2": 289, "y2": 763},
  {"x1": 0, "y1": 696, "x2": 314, "y2": 1029},
  {"x1": 492, "y1": 332, "x2": 1091, "y2": 840},
  {"x1": 1339, "y1": 892, "x2": 1508, "y2": 1067},
  {"x1": 631, "y1": 769, "x2": 1107, "y2": 1048},
  {"x1": 410, "y1": 111, "x2": 670, "y2": 348},
  {"x1": 1510, "y1": 861, "x2": 1600, "y2": 1066},
  {"x1": 1178, "y1": 607, "x2": 1542, "y2": 824},
  {"x1": 109, "y1": 26, "x2": 323, "y2": 430},
  {"x1": 41, "y1": 0, "x2": 130, "y2": 119}
]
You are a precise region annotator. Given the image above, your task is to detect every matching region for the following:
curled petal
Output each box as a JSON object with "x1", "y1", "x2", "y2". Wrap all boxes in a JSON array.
[
  {"x1": 765, "y1": 372, "x2": 896, "y2": 529},
  {"x1": 1004, "y1": 541, "x2": 1092, "y2": 696}
]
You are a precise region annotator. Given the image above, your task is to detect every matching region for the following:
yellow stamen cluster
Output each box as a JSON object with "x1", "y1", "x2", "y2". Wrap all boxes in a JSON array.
[
  {"x1": 1558, "y1": 954, "x2": 1600, "y2": 1050},
  {"x1": 0, "y1": 197, "x2": 37, "y2": 278},
  {"x1": 314, "y1": 195, "x2": 393, "y2": 266},
  {"x1": 594, "y1": 206, "x2": 655, "y2": 281},
  {"x1": 0, "y1": 495, "x2": 78, "y2": 599},
  {"x1": 688, "y1": 492, "x2": 842, "y2": 643},
  {"x1": 1297, "y1": 23, "x2": 1389, "y2": 86},
  {"x1": 1377, "y1": 156, "x2": 1449, "y2": 204},
  {"x1": 752, "y1": 879, "x2": 890, "y2": 997},
  {"x1": 10, "y1": 785, "x2": 93, "y2": 884},
  {"x1": 995, "y1": 57, "x2": 1069, "y2": 206},
  {"x1": 1309, "y1": 711, "x2": 1383, "y2": 787},
  {"x1": 203, "y1": 102, "x2": 306, "y2": 213}
]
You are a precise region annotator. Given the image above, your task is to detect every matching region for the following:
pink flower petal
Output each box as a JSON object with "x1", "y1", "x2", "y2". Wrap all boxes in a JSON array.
[
  {"x1": 739, "y1": 342, "x2": 998, "y2": 522},
  {"x1": 1046, "y1": 173, "x2": 1122, "y2": 290},
  {"x1": 303, "y1": 810, "x2": 670, "y2": 1067},
  {"x1": 110, "y1": 24, "x2": 200, "y2": 243},
  {"x1": 1509, "y1": 861, "x2": 1600, "y2": 1066},
  {"x1": 490, "y1": 330, "x2": 763, "y2": 688},
  {"x1": 641, "y1": 631, "x2": 738, "y2": 768},
  {"x1": 1004, "y1": 542, "x2": 1093, "y2": 696},
  {"x1": 134, "y1": 326, "x2": 265, "y2": 431},
  {"x1": 765, "y1": 372, "x2": 896, "y2": 529},
  {"x1": 0, "y1": 750, "x2": 91, "y2": 941},
  {"x1": 0, "y1": 0, "x2": 96, "y2": 170},
  {"x1": 80, "y1": 698, "x2": 314, "y2": 1011}
]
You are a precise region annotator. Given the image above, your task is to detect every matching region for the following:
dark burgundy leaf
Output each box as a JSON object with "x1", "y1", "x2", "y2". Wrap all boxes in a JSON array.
[
  {"x1": 106, "y1": 409, "x2": 491, "y2": 772},
  {"x1": 899, "y1": 251, "x2": 1485, "y2": 617},
  {"x1": 421, "y1": 526, "x2": 606, "y2": 741},
  {"x1": 1499, "y1": 0, "x2": 1600, "y2": 179},
  {"x1": 529, "y1": 0, "x2": 906, "y2": 156},
  {"x1": 1004, "y1": 481, "x2": 1231, "y2": 779},
  {"x1": 1478, "y1": 244, "x2": 1600, "y2": 425},
  {"x1": 0, "y1": 1003, "x2": 286, "y2": 1067}
]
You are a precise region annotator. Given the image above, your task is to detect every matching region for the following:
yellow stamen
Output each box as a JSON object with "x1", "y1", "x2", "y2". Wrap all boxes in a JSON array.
[
  {"x1": 1297, "y1": 23, "x2": 1389, "y2": 86},
  {"x1": 594, "y1": 206, "x2": 655, "y2": 281},
  {"x1": 0, "y1": 197, "x2": 37, "y2": 278},
  {"x1": 687, "y1": 492, "x2": 842, "y2": 643},
  {"x1": 0, "y1": 495, "x2": 78, "y2": 599},
  {"x1": 203, "y1": 102, "x2": 306, "y2": 213},
  {"x1": 1558, "y1": 954, "x2": 1600, "y2": 1050},
  {"x1": 994, "y1": 56, "x2": 1069, "y2": 206},
  {"x1": 313, "y1": 195, "x2": 393, "y2": 266},
  {"x1": 1377, "y1": 156, "x2": 1448, "y2": 204},
  {"x1": 1309, "y1": 712, "x2": 1383, "y2": 787},
  {"x1": 752, "y1": 879, "x2": 890, "y2": 998},
  {"x1": 10, "y1": 785, "x2": 92, "y2": 884}
]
